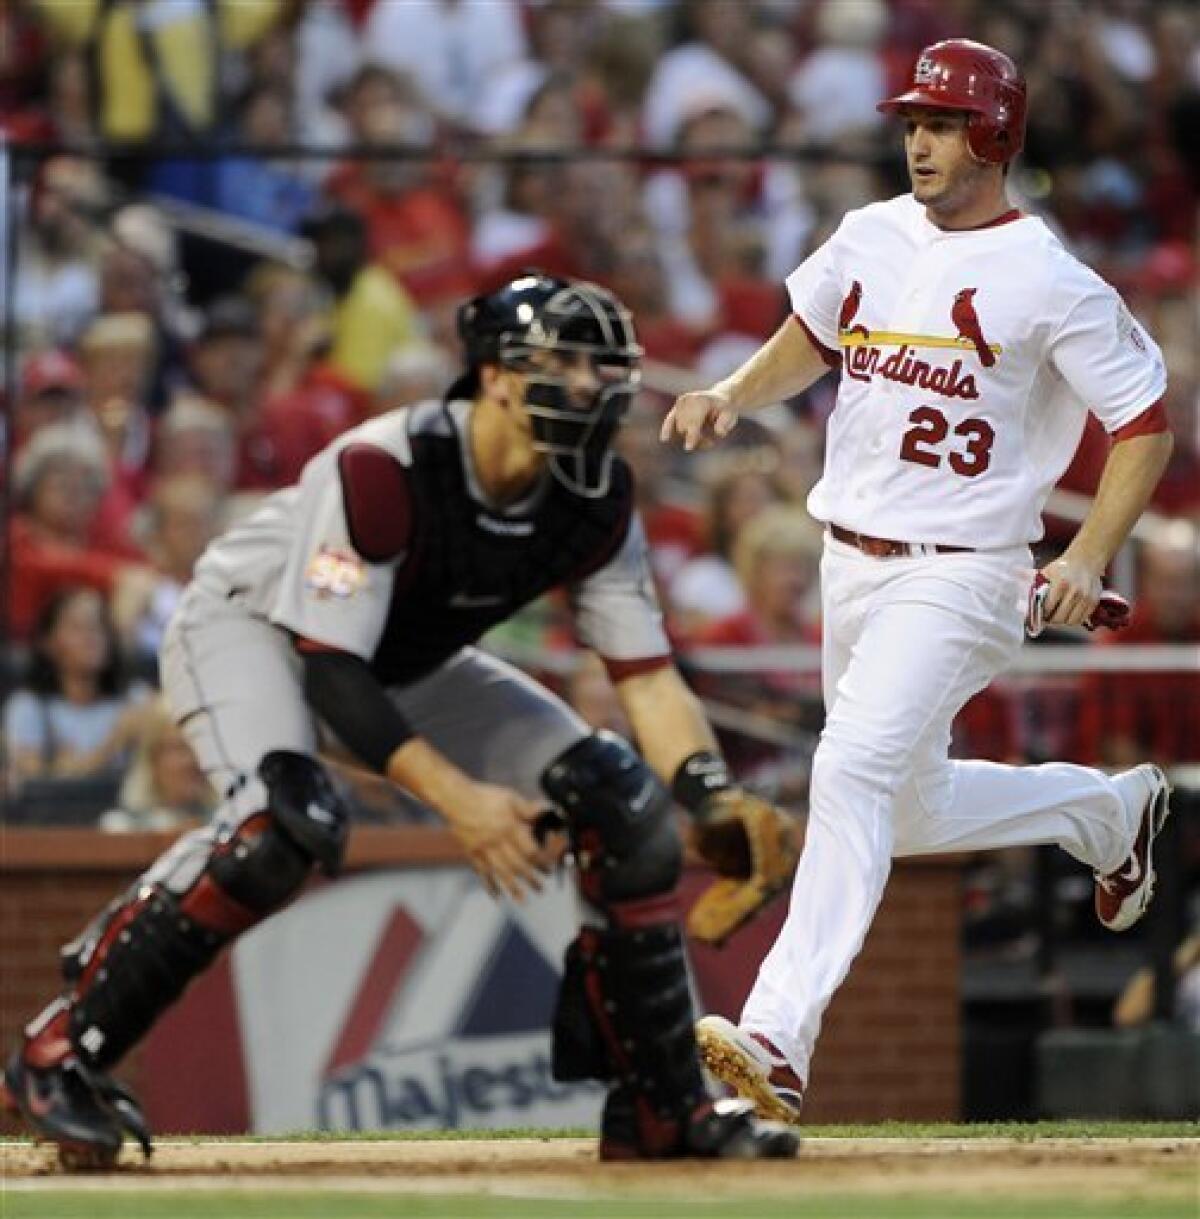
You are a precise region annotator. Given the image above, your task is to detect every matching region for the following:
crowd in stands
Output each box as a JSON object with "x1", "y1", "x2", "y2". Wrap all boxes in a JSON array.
[{"x1": 2, "y1": 2, "x2": 1197, "y2": 851}]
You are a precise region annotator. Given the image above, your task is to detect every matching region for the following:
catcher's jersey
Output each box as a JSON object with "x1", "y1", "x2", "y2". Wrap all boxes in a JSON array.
[
  {"x1": 787, "y1": 193, "x2": 1167, "y2": 548},
  {"x1": 193, "y1": 400, "x2": 670, "y2": 684}
]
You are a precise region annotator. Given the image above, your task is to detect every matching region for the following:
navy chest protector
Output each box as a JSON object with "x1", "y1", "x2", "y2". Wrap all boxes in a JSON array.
[{"x1": 368, "y1": 432, "x2": 634, "y2": 686}]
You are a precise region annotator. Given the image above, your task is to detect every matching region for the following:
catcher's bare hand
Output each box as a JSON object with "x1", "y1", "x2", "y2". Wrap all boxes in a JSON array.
[
  {"x1": 660, "y1": 389, "x2": 739, "y2": 451},
  {"x1": 447, "y1": 783, "x2": 548, "y2": 902},
  {"x1": 1038, "y1": 554, "x2": 1103, "y2": 627}
]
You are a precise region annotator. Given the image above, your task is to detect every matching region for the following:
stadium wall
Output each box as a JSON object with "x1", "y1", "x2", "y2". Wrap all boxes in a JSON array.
[{"x1": 0, "y1": 829, "x2": 962, "y2": 1129}]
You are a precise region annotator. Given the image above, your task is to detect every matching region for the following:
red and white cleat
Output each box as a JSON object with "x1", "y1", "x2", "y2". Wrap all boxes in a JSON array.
[
  {"x1": 696, "y1": 1015, "x2": 805, "y2": 1126},
  {"x1": 1095, "y1": 765, "x2": 1172, "y2": 933}
]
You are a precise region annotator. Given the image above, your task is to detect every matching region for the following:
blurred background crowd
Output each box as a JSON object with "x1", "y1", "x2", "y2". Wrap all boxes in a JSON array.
[{"x1": 1, "y1": 1, "x2": 1197, "y2": 1029}]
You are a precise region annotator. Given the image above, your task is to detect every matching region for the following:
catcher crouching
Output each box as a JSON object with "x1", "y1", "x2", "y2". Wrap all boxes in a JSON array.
[{"x1": 3, "y1": 273, "x2": 798, "y2": 1167}]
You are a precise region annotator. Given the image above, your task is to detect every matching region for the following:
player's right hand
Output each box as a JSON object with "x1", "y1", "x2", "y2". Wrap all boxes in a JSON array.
[
  {"x1": 446, "y1": 783, "x2": 548, "y2": 902},
  {"x1": 660, "y1": 389, "x2": 739, "y2": 451}
]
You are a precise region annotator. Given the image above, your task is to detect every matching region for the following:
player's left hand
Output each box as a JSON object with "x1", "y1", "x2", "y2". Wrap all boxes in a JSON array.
[
  {"x1": 1036, "y1": 554, "x2": 1103, "y2": 627},
  {"x1": 687, "y1": 790, "x2": 800, "y2": 947}
]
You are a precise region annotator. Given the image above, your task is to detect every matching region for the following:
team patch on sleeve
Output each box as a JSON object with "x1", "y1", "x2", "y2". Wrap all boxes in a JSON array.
[
  {"x1": 304, "y1": 546, "x2": 368, "y2": 600},
  {"x1": 1115, "y1": 303, "x2": 1149, "y2": 355}
]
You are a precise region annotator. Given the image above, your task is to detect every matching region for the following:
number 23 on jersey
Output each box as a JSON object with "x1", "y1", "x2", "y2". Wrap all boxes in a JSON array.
[{"x1": 899, "y1": 405, "x2": 995, "y2": 478}]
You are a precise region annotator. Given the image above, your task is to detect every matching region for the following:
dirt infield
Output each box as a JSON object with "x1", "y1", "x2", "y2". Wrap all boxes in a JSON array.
[{"x1": 3, "y1": 1135, "x2": 1197, "y2": 1204}]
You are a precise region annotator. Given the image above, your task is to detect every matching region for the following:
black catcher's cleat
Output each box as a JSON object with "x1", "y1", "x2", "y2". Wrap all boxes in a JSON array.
[
  {"x1": 92, "y1": 1071, "x2": 153, "y2": 1159},
  {"x1": 2, "y1": 1050, "x2": 152, "y2": 1169},
  {"x1": 598, "y1": 1084, "x2": 800, "y2": 1160}
]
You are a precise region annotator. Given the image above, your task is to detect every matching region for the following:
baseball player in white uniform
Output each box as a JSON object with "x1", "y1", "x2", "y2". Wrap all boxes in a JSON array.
[
  {"x1": 661, "y1": 40, "x2": 1175, "y2": 1122},
  {"x1": 5, "y1": 275, "x2": 801, "y2": 1165}
]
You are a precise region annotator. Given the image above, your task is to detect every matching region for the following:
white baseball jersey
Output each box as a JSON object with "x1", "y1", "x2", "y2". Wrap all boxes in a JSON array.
[{"x1": 787, "y1": 193, "x2": 1167, "y2": 548}]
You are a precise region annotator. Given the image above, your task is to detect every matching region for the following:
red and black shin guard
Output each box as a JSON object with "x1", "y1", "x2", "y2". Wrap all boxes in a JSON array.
[{"x1": 29, "y1": 812, "x2": 310, "y2": 1076}]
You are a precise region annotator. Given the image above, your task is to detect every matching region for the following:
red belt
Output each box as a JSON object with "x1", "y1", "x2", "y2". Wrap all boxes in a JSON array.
[{"x1": 828, "y1": 523, "x2": 975, "y2": 559}]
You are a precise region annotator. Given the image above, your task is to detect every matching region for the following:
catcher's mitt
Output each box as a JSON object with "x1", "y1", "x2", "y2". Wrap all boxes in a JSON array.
[{"x1": 688, "y1": 790, "x2": 799, "y2": 947}]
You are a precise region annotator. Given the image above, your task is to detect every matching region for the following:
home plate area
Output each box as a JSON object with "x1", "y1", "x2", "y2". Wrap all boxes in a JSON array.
[{"x1": 2, "y1": 1135, "x2": 1195, "y2": 1206}]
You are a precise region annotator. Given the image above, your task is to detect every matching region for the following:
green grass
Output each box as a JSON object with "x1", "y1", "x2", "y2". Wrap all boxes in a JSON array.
[
  {"x1": 28, "y1": 1118, "x2": 1186, "y2": 1144},
  {"x1": 4, "y1": 1124, "x2": 1195, "y2": 1219},
  {"x1": 1, "y1": 1194, "x2": 1196, "y2": 1219}
]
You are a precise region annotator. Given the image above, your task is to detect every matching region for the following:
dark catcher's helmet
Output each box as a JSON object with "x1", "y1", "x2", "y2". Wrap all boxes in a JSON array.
[
  {"x1": 456, "y1": 272, "x2": 643, "y2": 498},
  {"x1": 877, "y1": 38, "x2": 1027, "y2": 164}
]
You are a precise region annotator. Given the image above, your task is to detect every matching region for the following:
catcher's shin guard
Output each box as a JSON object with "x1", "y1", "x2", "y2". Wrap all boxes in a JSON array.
[
  {"x1": 6, "y1": 753, "x2": 348, "y2": 1162},
  {"x1": 542, "y1": 734, "x2": 711, "y2": 1151},
  {"x1": 38, "y1": 752, "x2": 347, "y2": 1075}
]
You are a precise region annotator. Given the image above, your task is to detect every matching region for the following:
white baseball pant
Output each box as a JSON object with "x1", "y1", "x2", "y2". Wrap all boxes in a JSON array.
[{"x1": 739, "y1": 534, "x2": 1147, "y2": 1082}]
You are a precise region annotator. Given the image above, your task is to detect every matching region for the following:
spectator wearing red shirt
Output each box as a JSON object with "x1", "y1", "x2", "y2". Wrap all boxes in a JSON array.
[
  {"x1": 9, "y1": 423, "x2": 148, "y2": 640},
  {"x1": 1076, "y1": 541, "x2": 1200, "y2": 767},
  {"x1": 327, "y1": 66, "x2": 473, "y2": 307},
  {"x1": 174, "y1": 297, "x2": 346, "y2": 492},
  {"x1": 480, "y1": 155, "x2": 647, "y2": 295},
  {"x1": 244, "y1": 262, "x2": 367, "y2": 484},
  {"x1": 606, "y1": 224, "x2": 711, "y2": 368},
  {"x1": 470, "y1": 71, "x2": 586, "y2": 275},
  {"x1": 0, "y1": 3, "x2": 51, "y2": 138}
]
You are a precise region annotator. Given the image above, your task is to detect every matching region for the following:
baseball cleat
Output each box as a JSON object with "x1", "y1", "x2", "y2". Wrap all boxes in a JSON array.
[
  {"x1": 598, "y1": 1085, "x2": 799, "y2": 1160},
  {"x1": 1095, "y1": 765, "x2": 1172, "y2": 932},
  {"x1": 3, "y1": 1052, "x2": 123, "y2": 1166},
  {"x1": 2, "y1": 1049, "x2": 152, "y2": 1168},
  {"x1": 696, "y1": 1015, "x2": 805, "y2": 1125}
]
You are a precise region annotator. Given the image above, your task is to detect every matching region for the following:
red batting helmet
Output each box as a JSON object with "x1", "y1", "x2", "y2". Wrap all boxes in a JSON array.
[{"x1": 877, "y1": 39, "x2": 1026, "y2": 164}]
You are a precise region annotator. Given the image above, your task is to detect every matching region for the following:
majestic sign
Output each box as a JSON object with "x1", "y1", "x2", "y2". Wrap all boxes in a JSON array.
[{"x1": 231, "y1": 870, "x2": 604, "y2": 1133}]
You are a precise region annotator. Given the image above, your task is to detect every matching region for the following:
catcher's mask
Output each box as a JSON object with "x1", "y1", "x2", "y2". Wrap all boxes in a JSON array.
[{"x1": 456, "y1": 273, "x2": 643, "y2": 498}]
